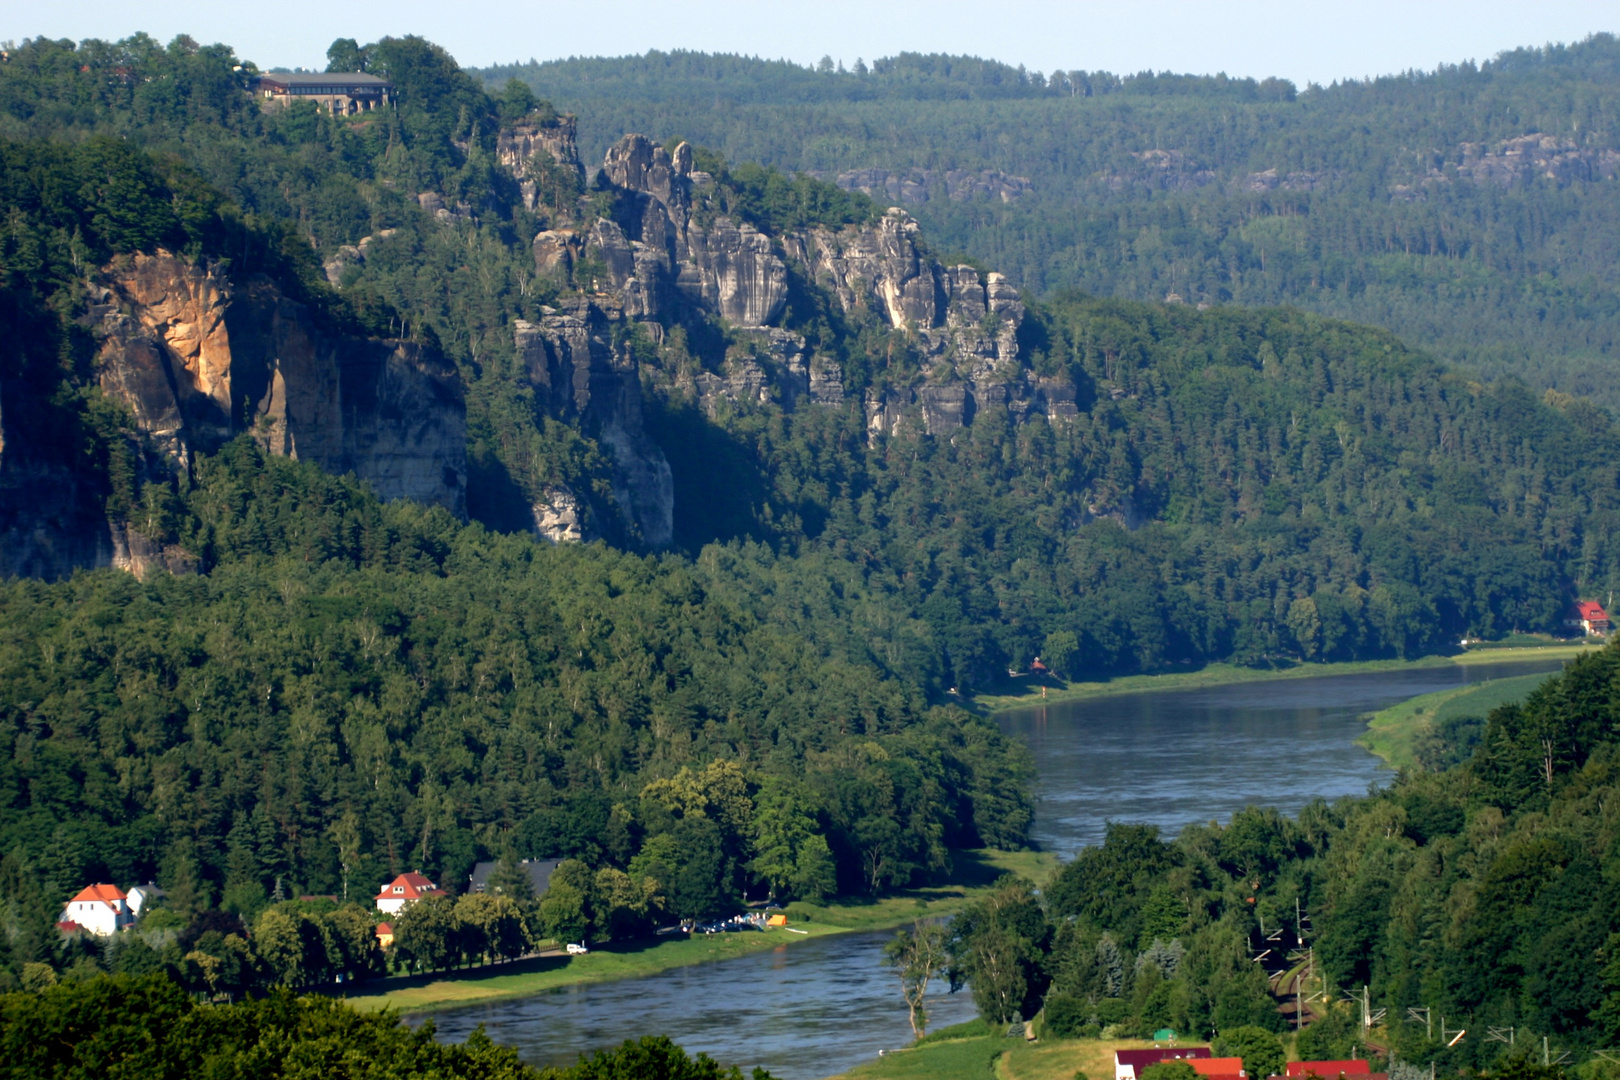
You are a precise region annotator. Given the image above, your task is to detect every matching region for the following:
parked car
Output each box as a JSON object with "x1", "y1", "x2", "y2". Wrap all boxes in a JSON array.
[{"x1": 566, "y1": 942, "x2": 588, "y2": 955}]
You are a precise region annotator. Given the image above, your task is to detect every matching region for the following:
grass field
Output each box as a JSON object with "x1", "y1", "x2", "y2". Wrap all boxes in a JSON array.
[
  {"x1": 1357, "y1": 671, "x2": 1553, "y2": 769},
  {"x1": 343, "y1": 848, "x2": 1059, "y2": 1015},
  {"x1": 826, "y1": 1032, "x2": 1164, "y2": 1080},
  {"x1": 971, "y1": 643, "x2": 1597, "y2": 715}
]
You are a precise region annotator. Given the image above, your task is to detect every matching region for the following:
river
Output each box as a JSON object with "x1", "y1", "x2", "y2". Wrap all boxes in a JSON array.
[
  {"x1": 1001, "y1": 657, "x2": 1569, "y2": 855},
  {"x1": 421, "y1": 656, "x2": 1571, "y2": 1079}
]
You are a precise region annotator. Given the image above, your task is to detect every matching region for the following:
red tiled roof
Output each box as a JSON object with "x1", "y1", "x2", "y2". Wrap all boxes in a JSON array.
[
  {"x1": 375, "y1": 922, "x2": 394, "y2": 935},
  {"x1": 1287, "y1": 1063, "x2": 1369, "y2": 1077},
  {"x1": 1575, "y1": 601, "x2": 1609, "y2": 621},
  {"x1": 376, "y1": 872, "x2": 440, "y2": 900},
  {"x1": 1191, "y1": 1060, "x2": 1245, "y2": 1077},
  {"x1": 69, "y1": 883, "x2": 127, "y2": 907},
  {"x1": 57, "y1": 920, "x2": 84, "y2": 933}
]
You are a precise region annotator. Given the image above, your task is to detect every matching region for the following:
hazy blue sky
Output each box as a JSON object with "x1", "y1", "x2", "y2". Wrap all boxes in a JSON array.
[{"x1": 9, "y1": 0, "x2": 1618, "y2": 84}]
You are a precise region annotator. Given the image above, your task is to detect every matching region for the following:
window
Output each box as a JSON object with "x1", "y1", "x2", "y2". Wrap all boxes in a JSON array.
[{"x1": 393, "y1": 886, "x2": 404, "y2": 893}]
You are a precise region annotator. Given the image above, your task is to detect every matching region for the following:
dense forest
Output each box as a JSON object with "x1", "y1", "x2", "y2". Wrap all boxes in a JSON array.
[
  {"x1": 483, "y1": 38, "x2": 1620, "y2": 408},
  {"x1": 943, "y1": 644, "x2": 1620, "y2": 1071},
  {"x1": 0, "y1": 443, "x2": 1033, "y2": 989},
  {"x1": 0, "y1": 973, "x2": 768, "y2": 1079}
]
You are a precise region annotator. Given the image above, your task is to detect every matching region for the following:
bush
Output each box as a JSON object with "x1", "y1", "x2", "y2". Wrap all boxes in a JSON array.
[
  {"x1": 1213, "y1": 1025, "x2": 1286, "y2": 1079},
  {"x1": 1040, "y1": 993, "x2": 1092, "y2": 1038}
]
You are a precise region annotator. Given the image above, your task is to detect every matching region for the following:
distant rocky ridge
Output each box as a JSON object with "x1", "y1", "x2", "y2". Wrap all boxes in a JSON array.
[
  {"x1": 1104, "y1": 132, "x2": 1620, "y2": 202},
  {"x1": 1392, "y1": 133, "x2": 1620, "y2": 201},
  {"x1": 810, "y1": 167, "x2": 1034, "y2": 204}
]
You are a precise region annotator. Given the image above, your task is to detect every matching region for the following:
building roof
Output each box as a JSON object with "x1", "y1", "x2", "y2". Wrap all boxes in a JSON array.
[
  {"x1": 467, "y1": 858, "x2": 560, "y2": 897},
  {"x1": 56, "y1": 920, "x2": 85, "y2": 933},
  {"x1": 376, "y1": 872, "x2": 440, "y2": 901},
  {"x1": 69, "y1": 883, "x2": 127, "y2": 907},
  {"x1": 1191, "y1": 1060, "x2": 1246, "y2": 1077},
  {"x1": 257, "y1": 71, "x2": 392, "y2": 90},
  {"x1": 1575, "y1": 600, "x2": 1609, "y2": 621},
  {"x1": 1118, "y1": 1049, "x2": 1213, "y2": 1068},
  {"x1": 1287, "y1": 1063, "x2": 1369, "y2": 1077},
  {"x1": 375, "y1": 922, "x2": 394, "y2": 935}
]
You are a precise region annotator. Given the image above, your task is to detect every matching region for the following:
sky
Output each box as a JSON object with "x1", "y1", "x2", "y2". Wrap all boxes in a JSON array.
[{"x1": 6, "y1": 0, "x2": 1618, "y2": 85}]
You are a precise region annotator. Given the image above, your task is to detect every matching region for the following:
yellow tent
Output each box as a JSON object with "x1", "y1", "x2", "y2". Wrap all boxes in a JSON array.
[{"x1": 766, "y1": 913, "x2": 788, "y2": 927}]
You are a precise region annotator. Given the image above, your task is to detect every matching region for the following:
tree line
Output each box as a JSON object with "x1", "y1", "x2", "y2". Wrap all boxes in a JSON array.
[{"x1": 0, "y1": 972, "x2": 767, "y2": 1079}]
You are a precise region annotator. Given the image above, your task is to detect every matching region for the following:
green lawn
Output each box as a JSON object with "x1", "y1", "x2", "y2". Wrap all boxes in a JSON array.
[
  {"x1": 971, "y1": 644, "x2": 1597, "y2": 715},
  {"x1": 1357, "y1": 671, "x2": 1553, "y2": 769},
  {"x1": 344, "y1": 848, "x2": 1059, "y2": 1015},
  {"x1": 828, "y1": 1034, "x2": 1006, "y2": 1080},
  {"x1": 825, "y1": 1033, "x2": 1165, "y2": 1080}
]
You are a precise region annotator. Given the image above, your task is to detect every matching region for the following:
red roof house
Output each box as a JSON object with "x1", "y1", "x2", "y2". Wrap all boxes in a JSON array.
[
  {"x1": 375, "y1": 872, "x2": 441, "y2": 915},
  {"x1": 1568, "y1": 601, "x2": 1611, "y2": 636},
  {"x1": 1287, "y1": 1063, "x2": 1370, "y2": 1078},
  {"x1": 1116, "y1": 1048, "x2": 1213, "y2": 1080},
  {"x1": 1191, "y1": 1059, "x2": 1247, "y2": 1080},
  {"x1": 61, "y1": 883, "x2": 132, "y2": 936}
]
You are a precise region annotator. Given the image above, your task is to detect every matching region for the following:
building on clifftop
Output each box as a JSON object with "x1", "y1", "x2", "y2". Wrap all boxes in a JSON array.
[{"x1": 253, "y1": 72, "x2": 392, "y2": 114}]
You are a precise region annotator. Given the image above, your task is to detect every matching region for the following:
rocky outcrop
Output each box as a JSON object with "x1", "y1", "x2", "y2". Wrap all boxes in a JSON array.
[
  {"x1": 681, "y1": 220, "x2": 787, "y2": 326},
  {"x1": 514, "y1": 302, "x2": 673, "y2": 547},
  {"x1": 323, "y1": 229, "x2": 398, "y2": 286},
  {"x1": 531, "y1": 487, "x2": 584, "y2": 543},
  {"x1": 817, "y1": 167, "x2": 1034, "y2": 204},
  {"x1": 558, "y1": 134, "x2": 1075, "y2": 439},
  {"x1": 565, "y1": 134, "x2": 790, "y2": 331},
  {"x1": 94, "y1": 251, "x2": 466, "y2": 516},
  {"x1": 498, "y1": 116, "x2": 586, "y2": 214}
]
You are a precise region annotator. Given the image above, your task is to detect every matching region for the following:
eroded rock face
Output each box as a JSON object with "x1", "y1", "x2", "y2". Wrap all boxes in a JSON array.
[
  {"x1": 684, "y1": 220, "x2": 787, "y2": 326},
  {"x1": 585, "y1": 134, "x2": 788, "y2": 329},
  {"x1": 531, "y1": 486, "x2": 585, "y2": 543},
  {"x1": 515, "y1": 304, "x2": 673, "y2": 547},
  {"x1": 93, "y1": 251, "x2": 466, "y2": 517}
]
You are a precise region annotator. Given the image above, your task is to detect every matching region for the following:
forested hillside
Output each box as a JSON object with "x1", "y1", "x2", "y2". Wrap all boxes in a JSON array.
[
  {"x1": 484, "y1": 38, "x2": 1620, "y2": 406},
  {"x1": 943, "y1": 644, "x2": 1620, "y2": 1070}
]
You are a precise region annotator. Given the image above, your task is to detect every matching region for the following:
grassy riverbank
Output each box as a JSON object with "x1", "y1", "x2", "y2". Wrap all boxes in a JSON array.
[
  {"x1": 343, "y1": 848, "x2": 1058, "y2": 1015},
  {"x1": 826, "y1": 1027, "x2": 1164, "y2": 1080},
  {"x1": 1357, "y1": 671, "x2": 1553, "y2": 769},
  {"x1": 970, "y1": 642, "x2": 1598, "y2": 715}
]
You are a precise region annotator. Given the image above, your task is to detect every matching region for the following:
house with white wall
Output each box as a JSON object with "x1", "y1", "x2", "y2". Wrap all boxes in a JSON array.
[
  {"x1": 375, "y1": 872, "x2": 442, "y2": 915},
  {"x1": 61, "y1": 884, "x2": 134, "y2": 936}
]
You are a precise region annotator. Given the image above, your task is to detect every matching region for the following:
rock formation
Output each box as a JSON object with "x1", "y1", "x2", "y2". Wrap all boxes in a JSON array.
[
  {"x1": 94, "y1": 251, "x2": 467, "y2": 515},
  {"x1": 569, "y1": 133, "x2": 1074, "y2": 438},
  {"x1": 514, "y1": 301, "x2": 673, "y2": 548},
  {"x1": 816, "y1": 167, "x2": 1034, "y2": 204},
  {"x1": 498, "y1": 115, "x2": 586, "y2": 212}
]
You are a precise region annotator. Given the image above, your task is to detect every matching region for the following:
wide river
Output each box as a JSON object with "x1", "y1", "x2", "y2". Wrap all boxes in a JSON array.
[{"x1": 422, "y1": 657, "x2": 1570, "y2": 1079}]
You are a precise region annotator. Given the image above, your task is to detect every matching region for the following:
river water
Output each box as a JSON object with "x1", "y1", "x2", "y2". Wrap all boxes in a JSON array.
[
  {"x1": 1002, "y1": 658, "x2": 1568, "y2": 855},
  {"x1": 421, "y1": 657, "x2": 1570, "y2": 1079}
]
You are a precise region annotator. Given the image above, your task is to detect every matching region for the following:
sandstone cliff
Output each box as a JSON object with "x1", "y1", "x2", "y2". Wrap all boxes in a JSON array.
[
  {"x1": 93, "y1": 251, "x2": 466, "y2": 517},
  {"x1": 569, "y1": 134, "x2": 1077, "y2": 438},
  {"x1": 0, "y1": 250, "x2": 473, "y2": 580},
  {"x1": 514, "y1": 299, "x2": 673, "y2": 547}
]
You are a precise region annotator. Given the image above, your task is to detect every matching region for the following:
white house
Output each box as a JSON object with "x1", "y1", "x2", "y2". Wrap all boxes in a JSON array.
[
  {"x1": 127, "y1": 882, "x2": 165, "y2": 918},
  {"x1": 375, "y1": 871, "x2": 442, "y2": 915},
  {"x1": 61, "y1": 884, "x2": 134, "y2": 936}
]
